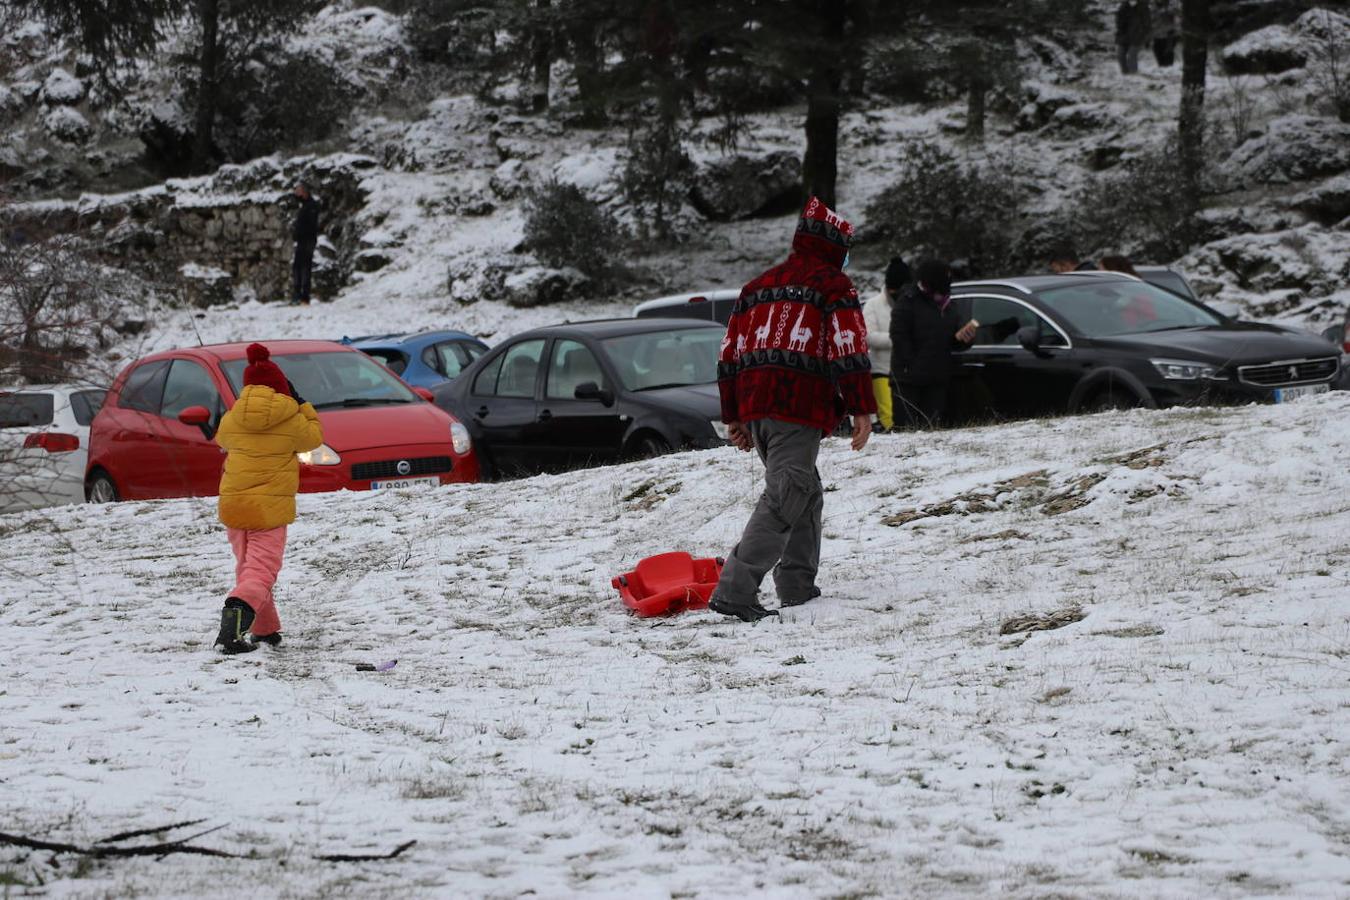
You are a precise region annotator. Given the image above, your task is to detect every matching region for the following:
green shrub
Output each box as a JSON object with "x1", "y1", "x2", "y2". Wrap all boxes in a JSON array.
[
  {"x1": 863, "y1": 143, "x2": 1024, "y2": 278},
  {"x1": 522, "y1": 180, "x2": 623, "y2": 285}
]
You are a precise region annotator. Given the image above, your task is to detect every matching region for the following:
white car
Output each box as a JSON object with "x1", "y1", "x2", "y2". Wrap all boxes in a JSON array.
[
  {"x1": 633, "y1": 289, "x2": 740, "y2": 325},
  {"x1": 0, "y1": 384, "x2": 106, "y2": 513}
]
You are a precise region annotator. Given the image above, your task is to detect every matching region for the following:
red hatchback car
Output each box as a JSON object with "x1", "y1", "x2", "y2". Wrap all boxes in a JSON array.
[{"x1": 86, "y1": 340, "x2": 480, "y2": 502}]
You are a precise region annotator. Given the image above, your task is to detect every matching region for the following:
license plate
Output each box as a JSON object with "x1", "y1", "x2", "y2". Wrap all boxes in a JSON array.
[
  {"x1": 1274, "y1": 384, "x2": 1329, "y2": 403},
  {"x1": 369, "y1": 476, "x2": 439, "y2": 490}
]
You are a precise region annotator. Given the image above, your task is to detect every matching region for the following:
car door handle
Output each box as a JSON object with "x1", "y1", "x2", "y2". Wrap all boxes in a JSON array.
[
  {"x1": 475, "y1": 406, "x2": 489, "y2": 418},
  {"x1": 538, "y1": 409, "x2": 552, "y2": 421}
]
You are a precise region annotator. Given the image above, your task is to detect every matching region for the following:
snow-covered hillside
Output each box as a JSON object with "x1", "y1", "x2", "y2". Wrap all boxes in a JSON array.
[{"x1": 4, "y1": 395, "x2": 1350, "y2": 897}]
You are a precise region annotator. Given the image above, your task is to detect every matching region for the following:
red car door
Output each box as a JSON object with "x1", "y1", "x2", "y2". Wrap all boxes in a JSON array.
[
  {"x1": 102, "y1": 360, "x2": 170, "y2": 500},
  {"x1": 142, "y1": 358, "x2": 230, "y2": 498}
]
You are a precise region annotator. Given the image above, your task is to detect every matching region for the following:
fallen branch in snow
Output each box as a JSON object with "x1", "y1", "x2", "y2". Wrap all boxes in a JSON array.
[
  {"x1": 95, "y1": 818, "x2": 208, "y2": 844},
  {"x1": 0, "y1": 830, "x2": 240, "y2": 859},
  {"x1": 314, "y1": 839, "x2": 417, "y2": 862}
]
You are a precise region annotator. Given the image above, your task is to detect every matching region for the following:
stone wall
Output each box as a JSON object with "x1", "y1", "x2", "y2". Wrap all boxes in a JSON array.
[{"x1": 1, "y1": 154, "x2": 377, "y2": 308}]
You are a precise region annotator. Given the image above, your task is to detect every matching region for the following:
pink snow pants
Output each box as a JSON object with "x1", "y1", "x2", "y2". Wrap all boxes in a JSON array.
[{"x1": 226, "y1": 525, "x2": 287, "y2": 636}]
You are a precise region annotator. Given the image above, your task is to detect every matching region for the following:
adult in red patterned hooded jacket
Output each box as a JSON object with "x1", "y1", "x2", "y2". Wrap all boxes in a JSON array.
[{"x1": 708, "y1": 196, "x2": 877, "y2": 622}]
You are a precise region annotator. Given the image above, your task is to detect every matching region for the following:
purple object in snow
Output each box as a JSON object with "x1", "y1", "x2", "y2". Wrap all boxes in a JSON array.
[{"x1": 375, "y1": 659, "x2": 397, "y2": 671}]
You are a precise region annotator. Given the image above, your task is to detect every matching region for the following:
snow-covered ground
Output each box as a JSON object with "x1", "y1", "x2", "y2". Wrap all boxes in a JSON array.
[{"x1": 4, "y1": 394, "x2": 1350, "y2": 897}]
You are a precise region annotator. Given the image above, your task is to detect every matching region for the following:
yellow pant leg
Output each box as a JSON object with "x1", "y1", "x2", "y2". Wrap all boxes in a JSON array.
[{"x1": 872, "y1": 374, "x2": 893, "y2": 430}]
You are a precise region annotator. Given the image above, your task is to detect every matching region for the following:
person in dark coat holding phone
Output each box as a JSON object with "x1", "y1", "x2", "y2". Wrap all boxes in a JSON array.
[
  {"x1": 889, "y1": 258, "x2": 977, "y2": 428},
  {"x1": 290, "y1": 182, "x2": 320, "y2": 305}
]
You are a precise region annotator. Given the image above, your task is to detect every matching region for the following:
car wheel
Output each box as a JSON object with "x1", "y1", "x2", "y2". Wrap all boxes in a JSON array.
[
  {"x1": 628, "y1": 433, "x2": 671, "y2": 459},
  {"x1": 86, "y1": 471, "x2": 119, "y2": 504}
]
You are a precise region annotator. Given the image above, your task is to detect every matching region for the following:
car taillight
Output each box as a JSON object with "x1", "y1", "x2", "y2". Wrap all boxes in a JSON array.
[{"x1": 24, "y1": 432, "x2": 80, "y2": 452}]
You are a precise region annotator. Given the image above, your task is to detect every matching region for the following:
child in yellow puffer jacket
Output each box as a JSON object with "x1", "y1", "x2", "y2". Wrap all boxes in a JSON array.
[{"x1": 213, "y1": 342, "x2": 324, "y2": 654}]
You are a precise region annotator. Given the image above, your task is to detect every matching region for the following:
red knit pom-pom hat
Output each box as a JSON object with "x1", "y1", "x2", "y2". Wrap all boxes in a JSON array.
[{"x1": 243, "y1": 343, "x2": 290, "y2": 396}]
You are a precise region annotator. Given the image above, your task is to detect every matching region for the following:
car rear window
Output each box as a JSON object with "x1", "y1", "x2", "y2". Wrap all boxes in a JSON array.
[
  {"x1": 70, "y1": 390, "x2": 106, "y2": 426},
  {"x1": 0, "y1": 392, "x2": 54, "y2": 428},
  {"x1": 361, "y1": 348, "x2": 410, "y2": 376}
]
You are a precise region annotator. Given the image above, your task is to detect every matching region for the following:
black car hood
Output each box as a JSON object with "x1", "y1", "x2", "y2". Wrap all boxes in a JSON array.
[
  {"x1": 633, "y1": 382, "x2": 721, "y2": 417},
  {"x1": 1093, "y1": 325, "x2": 1337, "y2": 364}
]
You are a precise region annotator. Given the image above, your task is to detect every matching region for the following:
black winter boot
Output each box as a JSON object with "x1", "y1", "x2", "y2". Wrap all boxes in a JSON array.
[
  {"x1": 779, "y1": 586, "x2": 822, "y2": 609},
  {"x1": 709, "y1": 596, "x2": 780, "y2": 623},
  {"x1": 215, "y1": 598, "x2": 257, "y2": 654}
]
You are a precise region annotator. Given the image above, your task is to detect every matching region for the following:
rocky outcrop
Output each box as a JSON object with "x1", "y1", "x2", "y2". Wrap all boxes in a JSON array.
[
  {"x1": 688, "y1": 151, "x2": 801, "y2": 221},
  {"x1": 1288, "y1": 174, "x2": 1350, "y2": 227},
  {"x1": 1220, "y1": 25, "x2": 1307, "y2": 74},
  {"x1": 1015, "y1": 82, "x2": 1080, "y2": 131},
  {"x1": 1226, "y1": 115, "x2": 1350, "y2": 187},
  {"x1": 501, "y1": 266, "x2": 591, "y2": 308}
]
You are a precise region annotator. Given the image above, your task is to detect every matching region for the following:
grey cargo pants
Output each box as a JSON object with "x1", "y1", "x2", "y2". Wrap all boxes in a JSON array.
[{"x1": 712, "y1": 418, "x2": 824, "y2": 606}]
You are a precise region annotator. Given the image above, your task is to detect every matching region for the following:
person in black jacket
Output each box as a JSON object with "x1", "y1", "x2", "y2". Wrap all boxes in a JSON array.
[
  {"x1": 889, "y1": 258, "x2": 977, "y2": 429},
  {"x1": 291, "y1": 182, "x2": 320, "y2": 305}
]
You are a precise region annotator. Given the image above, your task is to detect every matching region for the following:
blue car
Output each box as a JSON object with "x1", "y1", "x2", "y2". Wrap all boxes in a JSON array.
[{"x1": 341, "y1": 330, "x2": 490, "y2": 389}]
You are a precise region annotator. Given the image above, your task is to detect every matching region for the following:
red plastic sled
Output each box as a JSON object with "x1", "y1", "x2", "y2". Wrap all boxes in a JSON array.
[{"x1": 612, "y1": 552, "x2": 725, "y2": 618}]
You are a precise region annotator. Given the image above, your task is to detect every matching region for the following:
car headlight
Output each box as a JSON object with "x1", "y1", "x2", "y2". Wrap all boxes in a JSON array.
[
  {"x1": 710, "y1": 420, "x2": 730, "y2": 441},
  {"x1": 1150, "y1": 358, "x2": 1221, "y2": 381},
  {"x1": 451, "y1": 421, "x2": 472, "y2": 455},
  {"x1": 298, "y1": 443, "x2": 341, "y2": 465}
]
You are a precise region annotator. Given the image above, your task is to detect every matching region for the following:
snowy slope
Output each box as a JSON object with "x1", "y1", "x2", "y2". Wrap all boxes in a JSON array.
[{"x1": 3, "y1": 395, "x2": 1350, "y2": 897}]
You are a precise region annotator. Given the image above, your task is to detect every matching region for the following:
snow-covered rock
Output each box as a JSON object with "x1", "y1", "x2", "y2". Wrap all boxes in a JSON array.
[
  {"x1": 177, "y1": 262, "x2": 234, "y2": 309},
  {"x1": 39, "y1": 68, "x2": 85, "y2": 105},
  {"x1": 1184, "y1": 227, "x2": 1348, "y2": 304},
  {"x1": 1226, "y1": 115, "x2": 1350, "y2": 186},
  {"x1": 490, "y1": 159, "x2": 529, "y2": 200},
  {"x1": 1015, "y1": 81, "x2": 1081, "y2": 131},
  {"x1": 1050, "y1": 102, "x2": 1116, "y2": 132},
  {"x1": 1295, "y1": 7, "x2": 1350, "y2": 46},
  {"x1": 1288, "y1": 174, "x2": 1350, "y2": 226},
  {"x1": 552, "y1": 149, "x2": 623, "y2": 204},
  {"x1": 42, "y1": 106, "x2": 91, "y2": 144},
  {"x1": 502, "y1": 265, "x2": 590, "y2": 308},
  {"x1": 1220, "y1": 25, "x2": 1307, "y2": 74},
  {"x1": 688, "y1": 150, "x2": 801, "y2": 221},
  {"x1": 0, "y1": 85, "x2": 24, "y2": 122}
]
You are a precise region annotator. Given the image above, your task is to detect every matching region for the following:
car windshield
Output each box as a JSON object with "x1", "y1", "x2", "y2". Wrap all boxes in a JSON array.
[
  {"x1": 221, "y1": 351, "x2": 417, "y2": 409},
  {"x1": 603, "y1": 327, "x2": 722, "y2": 391},
  {"x1": 0, "y1": 392, "x2": 54, "y2": 428},
  {"x1": 1037, "y1": 282, "x2": 1224, "y2": 337}
]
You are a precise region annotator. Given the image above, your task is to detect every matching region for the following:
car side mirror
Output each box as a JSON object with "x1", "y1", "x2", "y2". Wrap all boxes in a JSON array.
[
  {"x1": 574, "y1": 381, "x2": 615, "y2": 407},
  {"x1": 413, "y1": 386, "x2": 435, "y2": 402},
  {"x1": 1016, "y1": 325, "x2": 1052, "y2": 357},
  {"x1": 178, "y1": 405, "x2": 215, "y2": 440}
]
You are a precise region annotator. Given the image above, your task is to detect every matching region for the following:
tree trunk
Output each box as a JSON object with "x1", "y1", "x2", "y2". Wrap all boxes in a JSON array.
[
  {"x1": 966, "y1": 85, "x2": 987, "y2": 141},
  {"x1": 530, "y1": 0, "x2": 552, "y2": 113},
  {"x1": 566, "y1": 18, "x2": 605, "y2": 125},
  {"x1": 802, "y1": 0, "x2": 846, "y2": 208},
  {"x1": 190, "y1": 0, "x2": 220, "y2": 174},
  {"x1": 1178, "y1": 0, "x2": 1209, "y2": 204}
]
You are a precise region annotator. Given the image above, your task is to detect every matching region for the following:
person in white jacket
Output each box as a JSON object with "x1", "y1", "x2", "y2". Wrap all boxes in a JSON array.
[{"x1": 862, "y1": 256, "x2": 910, "y2": 431}]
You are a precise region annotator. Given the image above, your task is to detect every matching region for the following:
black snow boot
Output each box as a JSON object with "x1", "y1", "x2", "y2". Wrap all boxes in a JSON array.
[
  {"x1": 779, "y1": 586, "x2": 822, "y2": 609},
  {"x1": 709, "y1": 596, "x2": 780, "y2": 623},
  {"x1": 252, "y1": 632, "x2": 282, "y2": 647},
  {"x1": 215, "y1": 598, "x2": 257, "y2": 654}
]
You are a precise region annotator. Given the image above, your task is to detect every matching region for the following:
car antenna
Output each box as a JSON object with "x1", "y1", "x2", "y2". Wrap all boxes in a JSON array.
[{"x1": 189, "y1": 314, "x2": 205, "y2": 347}]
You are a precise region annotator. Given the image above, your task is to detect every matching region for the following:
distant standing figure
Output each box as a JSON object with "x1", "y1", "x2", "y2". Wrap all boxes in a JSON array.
[
  {"x1": 863, "y1": 256, "x2": 910, "y2": 432},
  {"x1": 1099, "y1": 255, "x2": 1159, "y2": 328},
  {"x1": 291, "y1": 181, "x2": 320, "y2": 305},
  {"x1": 1048, "y1": 241, "x2": 1098, "y2": 274},
  {"x1": 1151, "y1": 0, "x2": 1179, "y2": 66},
  {"x1": 709, "y1": 196, "x2": 876, "y2": 622},
  {"x1": 1115, "y1": 0, "x2": 1152, "y2": 74},
  {"x1": 890, "y1": 258, "x2": 978, "y2": 429}
]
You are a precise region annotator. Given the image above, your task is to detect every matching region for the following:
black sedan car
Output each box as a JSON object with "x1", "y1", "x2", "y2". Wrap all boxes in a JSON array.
[
  {"x1": 947, "y1": 272, "x2": 1340, "y2": 420},
  {"x1": 432, "y1": 318, "x2": 727, "y2": 478}
]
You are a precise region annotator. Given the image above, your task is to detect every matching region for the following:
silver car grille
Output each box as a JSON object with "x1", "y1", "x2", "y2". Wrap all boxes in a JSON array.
[{"x1": 1236, "y1": 357, "x2": 1339, "y2": 387}]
